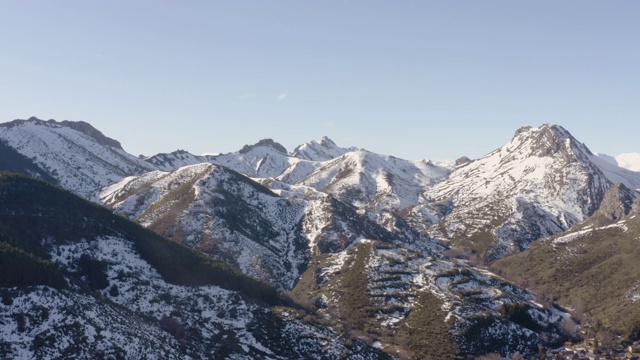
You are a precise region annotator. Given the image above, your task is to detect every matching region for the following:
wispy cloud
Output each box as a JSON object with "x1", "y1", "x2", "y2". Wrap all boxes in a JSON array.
[
  {"x1": 96, "y1": 53, "x2": 105, "y2": 59},
  {"x1": 276, "y1": 92, "x2": 288, "y2": 101},
  {"x1": 237, "y1": 92, "x2": 257, "y2": 100}
]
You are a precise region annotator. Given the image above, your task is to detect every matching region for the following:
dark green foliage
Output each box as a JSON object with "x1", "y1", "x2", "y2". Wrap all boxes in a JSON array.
[
  {"x1": 15, "y1": 313, "x2": 26, "y2": 332},
  {"x1": 76, "y1": 254, "x2": 109, "y2": 290},
  {"x1": 1, "y1": 289, "x2": 12, "y2": 305},
  {"x1": 336, "y1": 243, "x2": 377, "y2": 333},
  {"x1": 459, "y1": 316, "x2": 533, "y2": 356},
  {"x1": 109, "y1": 284, "x2": 119, "y2": 297},
  {"x1": 0, "y1": 172, "x2": 279, "y2": 305},
  {"x1": 0, "y1": 142, "x2": 56, "y2": 183},
  {"x1": 0, "y1": 242, "x2": 65, "y2": 288},
  {"x1": 247, "y1": 308, "x2": 393, "y2": 360},
  {"x1": 402, "y1": 290, "x2": 458, "y2": 359},
  {"x1": 212, "y1": 187, "x2": 279, "y2": 247},
  {"x1": 499, "y1": 303, "x2": 540, "y2": 331}
]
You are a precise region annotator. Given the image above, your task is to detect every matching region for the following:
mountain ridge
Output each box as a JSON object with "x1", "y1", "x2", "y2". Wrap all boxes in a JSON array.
[{"x1": 2, "y1": 117, "x2": 640, "y2": 358}]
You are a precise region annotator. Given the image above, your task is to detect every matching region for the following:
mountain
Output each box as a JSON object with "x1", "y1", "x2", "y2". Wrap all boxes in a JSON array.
[
  {"x1": 4, "y1": 117, "x2": 638, "y2": 358},
  {"x1": 143, "y1": 149, "x2": 212, "y2": 172},
  {"x1": 99, "y1": 163, "x2": 309, "y2": 289},
  {"x1": 145, "y1": 138, "x2": 319, "y2": 180},
  {"x1": 0, "y1": 172, "x2": 386, "y2": 359},
  {"x1": 146, "y1": 136, "x2": 348, "y2": 175},
  {"x1": 97, "y1": 161, "x2": 576, "y2": 357},
  {"x1": 423, "y1": 124, "x2": 640, "y2": 262},
  {"x1": 491, "y1": 186, "x2": 640, "y2": 342},
  {"x1": 290, "y1": 136, "x2": 350, "y2": 161},
  {"x1": 289, "y1": 239, "x2": 571, "y2": 358},
  {"x1": 288, "y1": 150, "x2": 451, "y2": 240},
  {"x1": 0, "y1": 117, "x2": 156, "y2": 199},
  {"x1": 295, "y1": 150, "x2": 450, "y2": 212},
  {"x1": 99, "y1": 162, "x2": 439, "y2": 289}
]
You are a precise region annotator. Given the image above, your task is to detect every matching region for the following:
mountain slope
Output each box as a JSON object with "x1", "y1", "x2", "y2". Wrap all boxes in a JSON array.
[
  {"x1": 100, "y1": 163, "x2": 309, "y2": 289},
  {"x1": 0, "y1": 118, "x2": 156, "y2": 198},
  {"x1": 296, "y1": 150, "x2": 450, "y2": 215},
  {"x1": 424, "y1": 124, "x2": 640, "y2": 262},
  {"x1": 0, "y1": 172, "x2": 386, "y2": 359},
  {"x1": 144, "y1": 149, "x2": 212, "y2": 172},
  {"x1": 491, "y1": 188, "x2": 640, "y2": 342},
  {"x1": 0, "y1": 140, "x2": 56, "y2": 183},
  {"x1": 100, "y1": 163, "x2": 440, "y2": 289},
  {"x1": 290, "y1": 239, "x2": 571, "y2": 358}
]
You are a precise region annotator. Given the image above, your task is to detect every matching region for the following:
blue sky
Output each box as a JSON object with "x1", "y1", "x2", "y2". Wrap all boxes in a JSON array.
[{"x1": 1, "y1": 1, "x2": 639, "y2": 160}]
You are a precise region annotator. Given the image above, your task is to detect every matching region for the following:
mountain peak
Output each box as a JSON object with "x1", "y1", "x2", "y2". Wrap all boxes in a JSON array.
[
  {"x1": 319, "y1": 135, "x2": 336, "y2": 145},
  {"x1": 290, "y1": 136, "x2": 347, "y2": 161},
  {"x1": 508, "y1": 123, "x2": 592, "y2": 161},
  {"x1": 239, "y1": 138, "x2": 287, "y2": 154},
  {"x1": 4, "y1": 117, "x2": 123, "y2": 150}
]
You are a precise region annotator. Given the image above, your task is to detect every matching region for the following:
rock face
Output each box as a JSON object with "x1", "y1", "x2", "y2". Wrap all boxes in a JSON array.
[
  {"x1": 592, "y1": 183, "x2": 636, "y2": 222},
  {"x1": 239, "y1": 138, "x2": 288, "y2": 155}
]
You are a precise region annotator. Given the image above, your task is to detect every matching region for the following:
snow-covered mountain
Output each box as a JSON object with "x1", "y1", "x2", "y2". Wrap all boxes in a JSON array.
[
  {"x1": 289, "y1": 136, "x2": 350, "y2": 161},
  {"x1": 98, "y1": 160, "x2": 574, "y2": 357},
  {"x1": 146, "y1": 138, "x2": 307, "y2": 178},
  {"x1": 143, "y1": 149, "x2": 212, "y2": 172},
  {"x1": 100, "y1": 163, "x2": 309, "y2": 289},
  {"x1": 0, "y1": 173, "x2": 386, "y2": 359},
  {"x1": 295, "y1": 150, "x2": 450, "y2": 212},
  {"x1": 100, "y1": 162, "x2": 441, "y2": 289},
  {"x1": 4, "y1": 117, "x2": 640, "y2": 358},
  {"x1": 145, "y1": 136, "x2": 351, "y2": 179},
  {"x1": 0, "y1": 117, "x2": 156, "y2": 199},
  {"x1": 423, "y1": 124, "x2": 640, "y2": 262}
]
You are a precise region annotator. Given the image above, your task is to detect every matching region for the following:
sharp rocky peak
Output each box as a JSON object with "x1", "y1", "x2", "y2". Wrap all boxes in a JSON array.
[
  {"x1": 318, "y1": 136, "x2": 337, "y2": 146},
  {"x1": 593, "y1": 183, "x2": 637, "y2": 222},
  {"x1": 290, "y1": 136, "x2": 348, "y2": 161},
  {"x1": 507, "y1": 123, "x2": 592, "y2": 162},
  {"x1": 239, "y1": 138, "x2": 287, "y2": 154}
]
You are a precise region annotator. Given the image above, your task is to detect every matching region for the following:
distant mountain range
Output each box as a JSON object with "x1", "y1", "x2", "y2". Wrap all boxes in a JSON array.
[{"x1": 1, "y1": 116, "x2": 639, "y2": 358}]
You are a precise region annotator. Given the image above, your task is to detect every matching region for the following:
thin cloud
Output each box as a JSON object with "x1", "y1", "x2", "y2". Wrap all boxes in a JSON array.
[
  {"x1": 96, "y1": 53, "x2": 105, "y2": 59},
  {"x1": 276, "y1": 92, "x2": 288, "y2": 101},
  {"x1": 237, "y1": 92, "x2": 257, "y2": 100}
]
